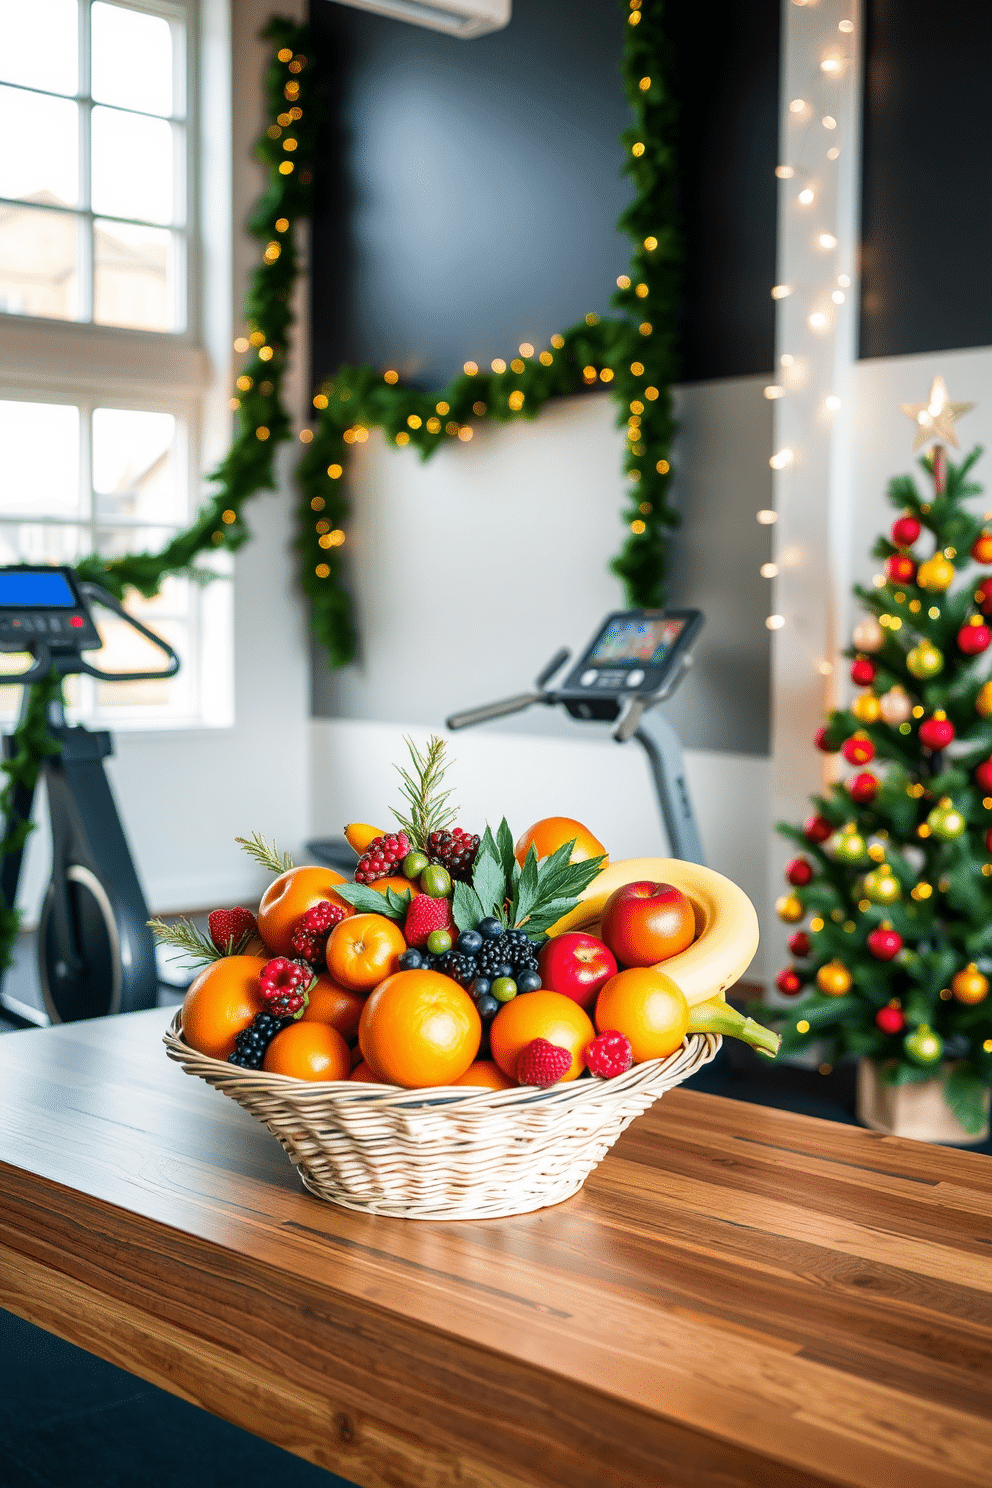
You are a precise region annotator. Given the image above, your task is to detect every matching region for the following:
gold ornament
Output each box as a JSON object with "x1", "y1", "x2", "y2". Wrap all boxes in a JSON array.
[
  {"x1": 775, "y1": 893, "x2": 804, "y2": 924},
  {"x1": 900, "y1": 376, "x2": 975, "y2": 452},
  {"x1": 917, "y1": 554, "x2": 955, "y2": 592},
  {"x1": 831, "y1": 827, "x2": 867, "y2": 864},
  {"x1": 879, "y1": 685, "x2": 912, "y2": 726},
  {"x1": 816, "y1": 959, "x2": 853, "y2": 996},
  {"x1": 851, "y1": 692, "x2": 882, "y2": 724},
  {"x1": 863, "y1": 863, "x2": 901, "y2": 904},
  {"x1": 906, "y1": 639, "x2": 944, "y2": 678},
  {"x1": 951, "y1": 964, "x2": 989, "y2": 1005},
  {"x1": 852, "y1": 616, "x2": 884, "y2": 653},
  {"x1": 977, "y1": 681, "x2": 992, "y2": 718}
]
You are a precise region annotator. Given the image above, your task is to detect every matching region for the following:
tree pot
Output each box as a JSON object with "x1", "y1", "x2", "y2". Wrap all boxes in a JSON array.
[{"x1": 856, "y1": 1059, "x2": 990, "y2": 1145}]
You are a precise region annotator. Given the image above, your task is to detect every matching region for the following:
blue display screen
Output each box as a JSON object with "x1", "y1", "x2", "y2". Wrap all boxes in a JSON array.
[{"x1": 0, "y1": 570, "x2": 77, "y2": 608}]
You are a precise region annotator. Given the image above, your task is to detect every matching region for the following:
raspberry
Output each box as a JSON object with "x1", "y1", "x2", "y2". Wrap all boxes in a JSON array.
[
  {"x1": 258, "y1": 957, "x2": 313, "y2": 1017},
  {"x1": 289, "y1": 928, "x2": 323, "y2": 964},
  {"x1": 428, "y1": 827, "x2": 480, "y2": 883},
  {"x1": 516, "y1": 1037, "x2": 572, "y2": 1088},
  {"x1": 207, "y1": 906, "x2": 257, "y2": 954},
  {"x1": 355, "y1": 832, "x2": 411, "y2": 885},
  {"x1": 302, "y1": 901, "x2": 347, "y2": 934},
  {"x1": 585, "y1": 1030, "x2": 633, "y2": 1079},
  {"x1": 404, "y1": 894, "x2": 456, "y2": 949}
]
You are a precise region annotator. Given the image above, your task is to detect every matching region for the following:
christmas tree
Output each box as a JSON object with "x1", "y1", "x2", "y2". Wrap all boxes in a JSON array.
[{"x1": 773, "y1": 379, "x2": 992, "y2": 1135}]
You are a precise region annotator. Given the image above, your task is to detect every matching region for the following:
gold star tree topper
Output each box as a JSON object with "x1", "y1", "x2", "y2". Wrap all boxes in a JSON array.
[{"x1": 900, "y1": 376, "x2": 975, "y2": 452}]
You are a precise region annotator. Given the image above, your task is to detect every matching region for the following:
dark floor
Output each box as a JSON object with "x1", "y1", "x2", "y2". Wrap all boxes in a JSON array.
[{"x1": 2, "y1": 942, "x2": 989, "y2": 1485}]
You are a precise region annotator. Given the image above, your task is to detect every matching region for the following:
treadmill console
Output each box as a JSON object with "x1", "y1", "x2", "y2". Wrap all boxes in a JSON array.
[
  {"x1": 0, "y1": 566, "x2": 101, "y2": 653},
  {"x1": 557, "y1": 608, "x2": 703, "y2": 720}
]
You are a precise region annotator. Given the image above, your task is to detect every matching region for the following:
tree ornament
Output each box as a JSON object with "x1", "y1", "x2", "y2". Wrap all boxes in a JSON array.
[
  {"x1": 852, "y1": 616, "x2": 884, "y2": 653},
  {"x1": 906, "y1": 640, "x2": 944, "y2": 678},
  {"x1": 971, "y1": 532, "x2": 992, "y2": 564},
  {"x1": 879, "y1": 686, "x2": 913, "y2": 726},
  {"x1": 891, "y1": 514, "x2": 921, "y2": 547},
  {"x1": 916, "y1": 553, "x2": 955, "y2": 592},
  {"x1": 951, "y1": 964, "x2": 989, "y2": 1005},
  {"x1": 850, "y1": 693, "x2": 882, "y2": 724},
  {"x1": 786, "y1": 857, "x2": 814, "y2": 887},
  {"x1": 927, "y1": 797, "x2": 966, "y2": 840},
  {"x1": 903, "y1": 1023, "x2": 944, "y2": 1067},
  {"x1": 850, "y1": 656, "x2": 877, "y2": 687},
  {"x1": 863, "y1": 863, "x2": 901, "y2": 904},
  {"x1": 900, "y1": 377, "x2": 975, "y2": 450},
  {"x1": 957, "y1": 617, "x2": 992, "y2": 655},
  {"x1": 885, "y1": 554, "x2": 916, "y2": 584},
  {"x1": 842, "y1": 732, "x2": 875, "y2": 766},
  {"x1": 814, "y1": 726, "x2": 837, "y2": 753},
  {"x1": 816, "y1": 959, "x2": 852, "y2": 996},
  {"x1": 831, "y1": 826, "x2": 867, "y2": 863},
  {"x1": 875, "y1": 1004, "x2": 905, "y2": 1035},
  {"x1": 804, "y1": 813, "x2": 834, "y2": 844},
  {"x1": 847, "y1": 771, "x2": 879, "y2": 805},
  {"x1": 974, "y1": 756, "x2": 992, "y2": 793},
  {"x1": 788, "y1": 930, "x2": 811, "y2": 958},
  {"x1": 975, "y1": 579, "x2": 992, "y2": 615},
  {"x1": 976, "y1": 680, "x2": 992, "y2": 717},
  {"x1": 918, "y1": 712, "x2": 955, "y2": 750},
  {"x1": 775, "y1": 967, "x2": 803, "y2": 996},
  {"x1": 775, "y1": 893, "x2": 804, "y2": 924},
  {"x1": 867, "y1": 925, "x2": 902, "y2": 961}
]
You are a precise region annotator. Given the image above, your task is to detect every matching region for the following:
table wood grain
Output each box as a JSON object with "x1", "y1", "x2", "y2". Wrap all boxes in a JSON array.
[{"x1": 1, "y1": 1010, "x2": 990, "y2": 1488}]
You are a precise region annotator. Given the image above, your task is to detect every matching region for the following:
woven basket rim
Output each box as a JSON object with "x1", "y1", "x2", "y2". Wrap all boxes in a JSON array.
[{"x1": 163, "y1": 1008, "x2": 717, "y2": 1110}]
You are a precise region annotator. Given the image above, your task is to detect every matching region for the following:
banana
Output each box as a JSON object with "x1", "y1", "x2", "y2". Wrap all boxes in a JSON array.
[
  {"x1": 688, "y1": 996, "x2": 780, "y2": 1057},
  {"x1": 546, "y1": 857, "x2": 759, "y2": 1008},
  {"x1": 343, "y1": 822, "x2": 386, "y2": 855}
]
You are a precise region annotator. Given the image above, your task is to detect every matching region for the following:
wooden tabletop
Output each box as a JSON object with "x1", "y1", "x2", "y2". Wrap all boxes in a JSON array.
[{"x1": 1, "y1": 1010, "x2": 991, "y2": 1488}]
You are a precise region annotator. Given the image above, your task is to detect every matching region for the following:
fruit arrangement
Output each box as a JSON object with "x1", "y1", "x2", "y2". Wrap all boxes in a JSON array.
[{"x1": 155, "y1": 738, "x2": 778, "y2": 1094}]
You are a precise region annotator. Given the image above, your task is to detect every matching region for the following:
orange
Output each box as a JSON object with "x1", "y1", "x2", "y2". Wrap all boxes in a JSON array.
[
  {"x1": 489, "y1": 991, "x2": 594, "y2": 1083},
  {"x1": 327, "y1": 913, "x2": 407, "y2": 991},
  {"x1": 180, "y1": 955, "x2": 267, "y2": 1060},
  {"x1": 452, "y1": 1060, "x2": 515, "y2": 1091},
  {"x1": 514, "y1": 816, "x2": 607, "y2": 868},
  {"x1": 594, "y1": 967, "x2": 689, "y2": 1063},
  {"x1": 359, "y1": 970, "x2": 481, "y2": 1088},
  {"x1": 299, "y1": 972, "x2": 366, "y2": 1041},
  {"x1": 257, "y1": 866, "x2": 353, "y2": 956},
  {"x1": 263, "y1": 1021, "x2": 351, "y2": 1081},
  {"x1": 369, "y1": 875, "x2": 419, "y2": 898},
  {"x1": 350, "y1": 1060, "x2": 390, "y2": 1084}
]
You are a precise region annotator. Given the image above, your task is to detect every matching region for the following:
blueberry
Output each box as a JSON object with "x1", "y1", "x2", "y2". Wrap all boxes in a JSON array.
[
  {"x1": 476, "y1": 994, "x2": 499, "y2": 1018},
  {"x1": 470, "y1": 977, "x2": 491, "y2": 999},
  {"x1": 516, "y1": 969, "x2": 542, "y2": 993},
  {"x1": 492, "y1": 976, "x2": 517, "y2": 1003},
  {"x1": 478, "y1": 916, "x2": 503, "y2": 939},
  {"x1": 399, "y1": 948, "x2": 424, "y2": 970},
  {"x1": 457, "y1": 929, "x2": 483, "y2": 956}
]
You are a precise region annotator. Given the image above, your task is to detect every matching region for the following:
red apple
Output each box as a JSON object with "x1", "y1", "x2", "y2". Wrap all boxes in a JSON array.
[
  {"x1": 600, "y1": 881, "x2": 696, "y2": 967},
  {"x1": 538, "y1": 932, "x2": 617, "y2": 1008}
]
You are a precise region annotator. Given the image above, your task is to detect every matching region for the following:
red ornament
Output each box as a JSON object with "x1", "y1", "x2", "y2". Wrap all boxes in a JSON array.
[
  {"x1": 850, "y1": 657, "x2": 877, "y2": 687},
  {"x1": 804, "y1": 813, "x2": 833, "y2": 843},
  {"x1": 958, "y1": 621, "x2": 992, "y2": 656},
  {"x1": 842, "y1": 734, "x2": 875, "y2": 766},
  {"x1": 971, "y1": 532, "x2": 992, "y2": 564},
  {"x1": 885, "y1": 554, "x2": 916, "y2": 584},
  {"x1": 786, "y1": 856, "x2": 814, "y2": 886},
  {"x1": 788, "y1": 930, "x2": 811, "y2": 958},
  {"x1": 847, "y1": 771, "x2": 879, "y2": 805},
  {"x1": 975, "y1": 579, "x2": 992, "y2": 615},
  {"x1": 919, "y1": 715, "x2": 955, "y2": 750},
  {"x1": 974, "y1": 757, "x2": 992, "y2": 793},
  {"x1": 867, "y1": 926, "x2": 903, "y2": 961},
  {"x1": 876, "y1": 1005, "x2": 906, "y2": 1035},
  {"x1": 775, "y1": 967, "x2": 803, "y2": 996},
  {"x1": 891, "y1": 515, "x2": 921, "y2": 547},
  {"x1": 814, "y1": 725, "x2": 836, "y2": 753}
]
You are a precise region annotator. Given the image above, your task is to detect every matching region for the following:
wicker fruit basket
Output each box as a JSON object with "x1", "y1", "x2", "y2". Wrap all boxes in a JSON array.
[{"x1": 164, "y1": 1014, "x2": 720, "y2": 1221}]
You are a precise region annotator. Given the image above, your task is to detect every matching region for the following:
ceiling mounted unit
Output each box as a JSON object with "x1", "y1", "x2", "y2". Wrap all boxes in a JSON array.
[{"x1": 326, "y1": 0, "x2": 511, "y2": 39}]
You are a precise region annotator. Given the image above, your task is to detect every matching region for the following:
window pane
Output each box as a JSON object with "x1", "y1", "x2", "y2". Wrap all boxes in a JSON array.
[
  {"x1": 92, "y1": 615, "x2": 189, "y2": 713},
  {"x1": 93, "y1": 218, "x2": 176, "y2": 330},
  {"x1": 0, "y1": 522, "x2": 82, "y2": 565},
  {"x1": 92, "y1": 408, "x2": 180, "y2": 522},
  {"x1": 91, "y1": 106, "x2": 175, "y2": 225},
  {"x1": 0, "y1": 201, "x2": 78, "y2": 318},
  {"x1": 0, "y1": 0, "x2": 78, "y2": 97},
  {"x1": 0, "y1": 86, "x2": 78, "y2": 206},
  {"x1": 91, "y1": 2, "x2": 175, "y2": 118},
  {"x1": 0, "y1": 401, "x2": 79, "y2": 516},
  {"x1": 94, "y1": 524, "x2": 179, "y2": 559}
]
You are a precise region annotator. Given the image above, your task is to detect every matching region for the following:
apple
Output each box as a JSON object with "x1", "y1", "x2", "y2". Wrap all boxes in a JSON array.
[
  {"x1": 538, "y1": 932, "x2": 618, "y2": 1008},
  {"x1": 600, "y1": 881, "x2": 695, "y2": 967}
]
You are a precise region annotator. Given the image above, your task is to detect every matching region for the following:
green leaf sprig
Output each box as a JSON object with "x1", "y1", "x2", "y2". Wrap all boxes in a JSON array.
[{"x1": 451, "y1": 817, "x2": 605, "y2": 941}]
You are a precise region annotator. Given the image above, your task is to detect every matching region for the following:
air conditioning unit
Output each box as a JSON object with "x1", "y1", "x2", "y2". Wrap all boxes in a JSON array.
[{"x1": 327, "y1": 0, "x2": 511, "y2": 39}]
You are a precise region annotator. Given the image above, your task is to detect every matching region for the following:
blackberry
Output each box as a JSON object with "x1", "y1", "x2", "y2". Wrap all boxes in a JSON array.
[
  {"x1": 475, "y1": 934, "x2": 511, "y2": 979},
  {"x1": 228, "y1": 1011, "x2": 292, "y2": 1069},
  {"x1": 427, "y1": 827, "x2": 480, "y2": 883},
  {"x1": 438, "y1": 950, "x2": 475, "y2": 987}
]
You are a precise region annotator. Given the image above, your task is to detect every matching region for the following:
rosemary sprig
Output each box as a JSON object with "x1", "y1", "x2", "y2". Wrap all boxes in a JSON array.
[
  {"x1": 147, "y1": 916, "x2": 221, "y2": 966},
  {"x1": 391, "y1": 735, "x2": 457, "y2": 850},
  {"x1": 235, "y1": 832, "x2": 294, "y2": 875}
]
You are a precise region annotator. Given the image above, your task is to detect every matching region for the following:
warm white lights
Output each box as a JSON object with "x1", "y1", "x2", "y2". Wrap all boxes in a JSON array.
[
  {"x1": 808, "y1": 311, "x2": 829, "y2": 331},
  {"x1": 771, "y1": 284, "x2": 793, "y2": 299},
  {"x1": 764, "y1": 385, "x2": 784, "y2": 400},
  {"x1": 776, "y1": 165, "x2": 795, "y2": 179},
  {"x1": 780, "y1": 353, "x2": 795, "y2": 367},
  {"x1": 817, "y1": 660, "x2": 834, "y2": 676},
  {"x1": 798, "y1": 187, "x2": 815, "y2": 205},
  {"x1": 832, "y1": 289, "x2": 846, "y2": 304},
  {"x1": 822, "y1": 115, "x2": 837, "y2": 129},
  {"x1": 820, "y1": 55, "x2": 844, "y2": 75},
  {"x1": 757, "y1": 509, "x2": 778, "y2": 525},
  {"x1": 827, "y1": 146, "x2": 840, "y2": 160},
  {"x1": 761, "y1": 562, "x2": 779, "y2": 578},
  {"x1": 766, "y1": 614, "x2": 785, "y2": 630},
  {"x1": 825, "y1": 394, "x2": 841, "y2": 411},
  {"x1": 818, "y1": 232, "x2": 838, "y2": 249},
  {"x1": 789, "y1": 98, "x2": 807, "y2": 114},
  {"x1": 838, "y1": 18, "x2": 854, "y2": 32},
  {"x1": 837, "y1": 273, "x2": 851, "y2": 287},
  {"x1": 770, "y1": 448, "x2": 795, "y2": 470}
]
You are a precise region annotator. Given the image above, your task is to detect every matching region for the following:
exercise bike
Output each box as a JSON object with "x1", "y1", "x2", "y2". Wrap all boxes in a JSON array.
[
  {"x1": 446, "y1": 608, "x2": 706, "y2": 863},
  {"x1": 0, "y1": 565, "x2": 179, "y2": 1027}
]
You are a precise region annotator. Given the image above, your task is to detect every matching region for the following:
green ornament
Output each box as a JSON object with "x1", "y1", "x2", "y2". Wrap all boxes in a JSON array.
[
  {"x1": 863, "y1": 863, "x2": 901, "y2": 904},
  {"x1": 926, "y1": 798, "x2": 967, "y2": 841},
  {"x1": 906, "y1": 640, "x2": 944, "y2": 679},
  {"x1": 903, "y1": 1023, "x2": 944, "y2": 1067},
  {"x1": 831, "y1": 827, "x2": 867, "y2": 864},
  {"x1": 895, "y1": 947, "x2": 920, "y2": 971}
]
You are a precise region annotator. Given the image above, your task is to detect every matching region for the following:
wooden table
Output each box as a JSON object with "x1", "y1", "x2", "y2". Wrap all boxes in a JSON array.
[{"x1": 1, "y1": 1010, "x2": 991, "y2": 1488}]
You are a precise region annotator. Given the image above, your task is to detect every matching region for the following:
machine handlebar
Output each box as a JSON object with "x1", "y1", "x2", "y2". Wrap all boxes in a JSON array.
[
  {"x1": 74, "y1": 583, "x2": 181, "y2": 682},
  {"x1": 446, "y1": 691, "x2": 547, "y2": 730}
]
